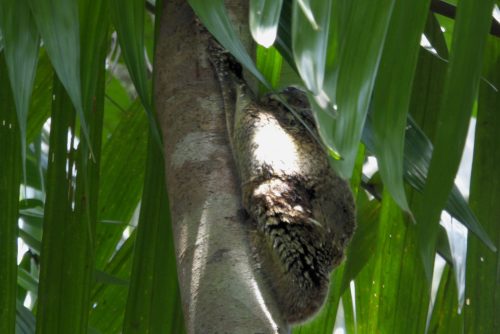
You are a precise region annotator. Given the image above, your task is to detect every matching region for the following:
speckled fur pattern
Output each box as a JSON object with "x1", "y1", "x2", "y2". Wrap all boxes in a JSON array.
[{"x1": 208, "y1": 38, "x2": 356, "y2": 324}]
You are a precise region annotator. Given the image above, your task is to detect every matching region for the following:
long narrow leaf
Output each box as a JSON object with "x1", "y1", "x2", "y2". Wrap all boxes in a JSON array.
[
  {"x1": 80, "y1": 0, "x2": 109, "y2": 116},
  {"x1": 122, "y1": 138, "x2": 185, "y2": 334},
  {"x1": 362, "y1": 111, "x2": 495, "y2": 252},
  {"x1": 275, "y1": 0, "x2": 295, "y2": 70},
  {"x1": 339, "y1": 194, "x2": 381, "y2": 294},
  {"x1": 67, "y1": 2, "x2": 109, "y2": 329},
  {"x1": 370, "y1": 0, "x2": 431, "y2": 212},
  {"x1": 465, "y1": 35, "x2": 500, "y2": 333},
  {"x1": 250, "y1": 0, "x2": 283, "y2": 48},
  {"x1": 36, "y1": 3, "x2": 109, "y2": 331},
  {"x1": 95, "y1": 101, "x2": 148, "y2": 269},
  {"x1": 256, "y1": 45, "x2": 283, "y2": 93},
  {"x1": 28, "y1": 0, "x2": 92, "y2": 154},
  {"x1": 321, "y1": 0, "x2": 396, "y2": 178},
  {"x1": 275, "y1": 4, "x2": 495, "y2": 252},
  {"x1": 427, "y1": 266, "x2": 464, "y2": 334},
  {"x1": 424, "y1": 13, "x2": 449, "y2": 58},
  {"x1": 36, "y1": 68, "x2": 104, "y2": 333},
  {"x1": 16, "y1": 302, "x2": 36, "y2": 334},
  {"x1": 291, "y1": 0, "x2": 331, "y2": 96},
  {"x1": 427, "y1": 265, "x2": 463, "y2": 333},
  {"x1": 0, "y1": 0, "x2": 39, "y2": 180},
  {"x1": 418, "y1": 0, "x2": 495, "y2": 280},
  {"x1": 109, "y1": 0, "x2": 162, "y2": 147},
  {"x1": 0, "y1": 52, "x2": 21, "y2": 334},
  {"x1": 354, "y1": 190, "x2": 429, "y2": 333},
  {"x1": 35, "y1": 77, "x2": 74, "y2": 333},
  {"x1": 26, "y1": 50, "x2": 53, "y2": 143},
  {"x1": 90, "y1": 234, "x2": 136, "y2": 333},
  {"x1": 17, "y1": 268, "x2": 39, "y2": 296}
]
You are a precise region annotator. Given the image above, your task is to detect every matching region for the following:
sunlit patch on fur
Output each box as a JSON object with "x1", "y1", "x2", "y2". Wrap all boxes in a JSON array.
[{"x1": 253, "y1": 117, "x2": 300, "y2": 174}]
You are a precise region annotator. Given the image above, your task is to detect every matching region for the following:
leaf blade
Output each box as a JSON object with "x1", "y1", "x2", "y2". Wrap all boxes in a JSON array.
[
  {"x1": 465, "y1": 35, "x2": 500, "y2": 333},
  {"x1": 417, "y1": 0, "x2": 495, "y2": 280},
  {"x1": 0, "y1": 0, "x2": 39, "y2": 180},
  {"x1": 122, "y1": 138, "x2": 185, "y2": 334},
  {"x1": 0, "y1": 52, "x2": 21, "y2": 334},
  {"x1": 249, "y1": 0, "x2": 283, "y2": 48},
  {"x1": 291, "y1": 0, "x2": 331, "y2": 95},
  {"x1": 28, "y1": 0, "x2": 92, "y2": 153},
  {"x1": 323, "y1": 0, "x2": 396, "y2": 178},
  {"x1": 370, "y1": 0, "x2": 432, "y2": 212}
]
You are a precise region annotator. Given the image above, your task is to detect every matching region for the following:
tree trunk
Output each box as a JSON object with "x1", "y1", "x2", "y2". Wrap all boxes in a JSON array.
[{"x1": 154, "y1": 1, "x2": 288, "y2": 332}]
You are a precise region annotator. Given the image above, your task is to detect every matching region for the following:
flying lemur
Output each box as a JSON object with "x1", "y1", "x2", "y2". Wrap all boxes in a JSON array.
[{"x1": 208, "y1": 38, "x2": 356, "y2": 324}]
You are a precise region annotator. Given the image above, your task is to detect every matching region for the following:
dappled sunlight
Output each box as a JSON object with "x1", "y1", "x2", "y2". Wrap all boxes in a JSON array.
[
  {"x1": 253, "y1": 117, "x2": 299, "y2": 174},
  {"x1": 249, "y1": 277, "x2": 279, "y2": 332},
  {"x1": 440, "y1": 212, "x2": 468, "y2": 312},
  {"x1": 251, "y1": 25, "x2": 278, "y2": 49},
  {"x1": 189, "y1": 207, "x2": 210, "y2": 330},
  {"x1": 420, "y1": 34, "x2": 437, "y2": 55},
  {"x1": 425, "y1": 255, "x2": 447, "y2": 332}
]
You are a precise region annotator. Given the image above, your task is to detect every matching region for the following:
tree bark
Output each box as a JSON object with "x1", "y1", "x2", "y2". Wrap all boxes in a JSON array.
[{"x1": 155, "y1": 1, "x2": 288, "y2": 333}]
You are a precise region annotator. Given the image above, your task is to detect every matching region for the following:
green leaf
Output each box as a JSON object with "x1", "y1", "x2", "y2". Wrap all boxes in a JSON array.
[
  {"x1": 427, "y1": 265, "x2": 464, "y2": 333},
  {"x1": 465, "y1": 35, "x2": 500, "y2": 333},
  {"x1": 90, "y1": 234, "x2": 136, "y2": 333},
  {"x1": 19, "y1": 229, "x2": 41, "y2": 254},
  {"x1": 296, "y1": 0, "x2": 320, "y2": 30},
  {"x1": 24, "y1": 139, "x2": 45, "y2": 191},
  {"x1": 94, "y1": 270, "x2": 128, "y2": 287},
  {"x1": 249, "y1": 0, "x2": 283, "y2": 48},
  {"x1": 26, "y1": 50, "x2": 53, "y2": 144},
  {"x1": 370, "y1": 0, "x2": 431, "y2": 213},
  {"x1": 291, "y1": 0, "x2": 331, "y2": 96},
  {"x1": 353, "y1": 190, "x2": 429, "y2": 333},
  {"x1": 80, "y1": 0, "x2": 109, "y2": 116},
  {"x1": 362, "y1": 111, "x2": 496, "y2": 253},
  {"x1": 256, "y1": 45, "x2": 283, "y2": 93},
  {"x1": 16, "y1": 251, "x2": 32, "y2": 303},
  {"x1": 323, "y1": 0, "x2": 395, "y2": 178},
  {"x1": 95, "y1": 101, "x2": 148, "y2": 269},
  {"x1": 17, "y1": 268, "x2": 38, "y2": 296},
  {"x1": 276, "y1": 2, "x2": 495, "y2": 253},
  {"x1": 411, "y1": 26, "x2": 447, "y2": 143},
  {"x1": 275, "y1": 0, "x2": 295, "y2": 69},
  {"x1": 418, "y1": 0, "x2": 495, "y2": 281},
  {"x1": 36, "y1": 77, "x2": 74, "y2": 333},
  {"x1": 0, "y1": 0, "x2": 39, "y2": 181},
  {"x1": 28, "y1": 0, "x2": 92, "y2": 154},
  {"x1": 37, "y1": 50, "x2": 105, "y2": 333},
  {"x1": 423, "y1": 13, "x2": 449, "y2": 58},
  {"x1": 0, "y1": 52, "x2": 21, "y2": 334},
  {"x1": 340, "y1": 193, "x2": 381, "y2": 294},
  {"x1": 109, "y1": 0, "x2": 162, "y2": 147},
  {"x1": 101, "y1": 73, "x2": 132, "y2": 140},
  {"x1": 16, "y1": 302, "x2": 36, "y2": 334},
  {"x1": 122, "y1": 138, "x2": 185, "y2": 334},
  {"x1": 70, "y1": 4, "x2": 109, "y2": 329},
  {"x1": 19, "y1": 212, "x2": 43, "y2": 246},
  {"x1": 412, "y1": 64, "x2": 496, "y2": 250}
]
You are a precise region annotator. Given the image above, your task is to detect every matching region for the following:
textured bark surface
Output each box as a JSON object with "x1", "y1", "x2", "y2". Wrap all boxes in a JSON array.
[{"x1": 155, "y1": 1, "x2": 287, "y2": 333}]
